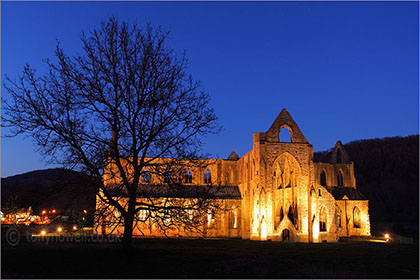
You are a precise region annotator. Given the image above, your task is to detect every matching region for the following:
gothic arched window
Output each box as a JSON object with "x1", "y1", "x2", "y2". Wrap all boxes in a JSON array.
[
  {"x1": 337, "y1": 170, "x2": 344, "y2": 186},
  {"x1": 142, "y1": 167, "x2": 150, "y2": 183},
  {"x1": 185, "y1": 168, "x2": 192, "y2": 183},
  {"x1": 204, "y1": 168, "x2": 211, "y2": 184},
  {"x1": 353, "y1": 207, "x2": 361, "y2": 228},
  {"x1": 320, "y1": 170, "x2": 327, "y2": 186}
]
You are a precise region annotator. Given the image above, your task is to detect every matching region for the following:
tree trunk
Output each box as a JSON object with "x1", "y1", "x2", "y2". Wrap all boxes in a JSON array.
[{"x1": 123, "y1": 214, "x2": 134, "y2": 250}]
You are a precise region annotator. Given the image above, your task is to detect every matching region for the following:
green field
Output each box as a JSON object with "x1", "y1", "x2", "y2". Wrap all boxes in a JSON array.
[{"x1": 2, "y1": 238, "x2": 419, "y2": 278}]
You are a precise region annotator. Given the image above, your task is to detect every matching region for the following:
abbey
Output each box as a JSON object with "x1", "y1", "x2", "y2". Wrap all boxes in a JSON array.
[{"x1": 96, "y1": 109, "x2": 371, "y2": 242}]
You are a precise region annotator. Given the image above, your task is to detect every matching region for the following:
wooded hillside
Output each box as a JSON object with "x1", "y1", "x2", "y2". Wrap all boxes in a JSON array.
[{"x1": 315, "y1": 135, "x2": 419, "y2": 226}]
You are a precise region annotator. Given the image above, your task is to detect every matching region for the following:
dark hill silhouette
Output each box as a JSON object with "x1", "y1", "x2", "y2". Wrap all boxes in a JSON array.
[
  {"x1": 1, "y1": 168, "x2": 97, "y2": 221},
  {"x1": 315, "y1": 135, "x2": 419, "y2": 237}
]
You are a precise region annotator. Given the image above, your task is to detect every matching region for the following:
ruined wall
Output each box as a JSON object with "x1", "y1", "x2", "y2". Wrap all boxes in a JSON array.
[
  {"x1": 95, "y1": 196, "x2": 241, "y2": 238},
  {"x1": 314, "y1": 162, "x2": 356, "y2": 187},
  {"x1": 335, "y1": 200, "x2": 371, "y2": 236},
  {"x1": 309, "y1": 185, "x2": 341, "y2": 242},
  {"x1": 236, "y1": 109, "x2": 315, "y2": 242},
  {"x1": 97, "y1": 108, "x2": 371, "y2": 243}
]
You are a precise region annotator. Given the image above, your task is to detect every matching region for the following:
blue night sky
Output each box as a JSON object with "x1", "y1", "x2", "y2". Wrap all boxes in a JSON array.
[{"x1": 1, "y1": 1, "x2": 419, "y2": 178}]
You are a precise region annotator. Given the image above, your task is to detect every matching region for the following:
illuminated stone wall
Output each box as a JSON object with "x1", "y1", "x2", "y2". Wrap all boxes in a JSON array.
[{"x1": 96, "y1": 109, "x2": 371, "y2": 242}]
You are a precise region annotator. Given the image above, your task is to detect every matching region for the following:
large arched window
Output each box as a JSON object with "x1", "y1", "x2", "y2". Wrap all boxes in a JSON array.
[
  {"x1": 353, "y1": 207, "x2": 361, "y2": 228},
  {"x1": 337, "y1": 170, "x2": 344, "y2": 186},
  {"x1": 320, "y1": 170, "x2": 327, "y2": 186},
  {"x1": 204, "y1": 168, "x2": 211, "y2": 184},
  {"x1": 185, "y1": 168, "x2": 192, "y2": 183},
  {"x1": 319, "y1": 207, "x2": 327, "y2": 232}
]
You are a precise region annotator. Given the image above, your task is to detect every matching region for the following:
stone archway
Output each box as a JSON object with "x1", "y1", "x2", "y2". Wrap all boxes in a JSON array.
[
  {"x1": 276, "y1": 216, "x2": 299, "y2": 242},
  {"x1": 281, "y1": 228, "x2": 290, "y2": 242}
]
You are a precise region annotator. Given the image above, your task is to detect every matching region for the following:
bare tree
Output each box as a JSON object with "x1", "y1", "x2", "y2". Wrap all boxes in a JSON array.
[{"x1": 2, "y1": 17, "x2": 222, "y2": 248}]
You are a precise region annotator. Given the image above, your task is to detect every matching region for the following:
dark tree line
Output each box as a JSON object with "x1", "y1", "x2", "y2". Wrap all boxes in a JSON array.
[{"x1": 314, "y1": 135, "x2": 419, "y2": 226}]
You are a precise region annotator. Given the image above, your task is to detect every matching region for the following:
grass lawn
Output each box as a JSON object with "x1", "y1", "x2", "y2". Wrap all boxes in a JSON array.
[{"x1": 2, "y1": 237, "x2": 419, "y2": 278}]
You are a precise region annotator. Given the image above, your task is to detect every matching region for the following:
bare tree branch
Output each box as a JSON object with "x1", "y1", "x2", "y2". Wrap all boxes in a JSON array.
[{"x1": 2, "y1": 17, "x2": 222, "y2": 249}]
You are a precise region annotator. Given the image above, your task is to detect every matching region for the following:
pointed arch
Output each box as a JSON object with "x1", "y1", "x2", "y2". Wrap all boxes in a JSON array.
[
  {"x1": 204, "y1": 168, "x2": 212, "y2": 184},
  {"x1": 353, "y1": 206, "x2": 361, "y2": 228},
  {"x1": 281, "y1": 228, "x2": 290, "y2": 242},
  {"x1": 320, "y1": 169, "x2": 327, "y2": 186},
  {"x1": 277, "y1": 215, "x2": 299, "y2": 242},
  {"x1": 337, "y1": 169, "x2": 344, "y2": 186},
  {"x1": 273, "y1": 152, "x2": 302, "y2": 188},
  {"x1": 185, "y1": 168, "x2": 192, "y2": 183}
]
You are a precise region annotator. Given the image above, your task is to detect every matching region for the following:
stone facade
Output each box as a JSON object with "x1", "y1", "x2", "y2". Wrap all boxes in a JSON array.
[{"x1": 96, "y1": 109, "x2": 371, "y2": 242}]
